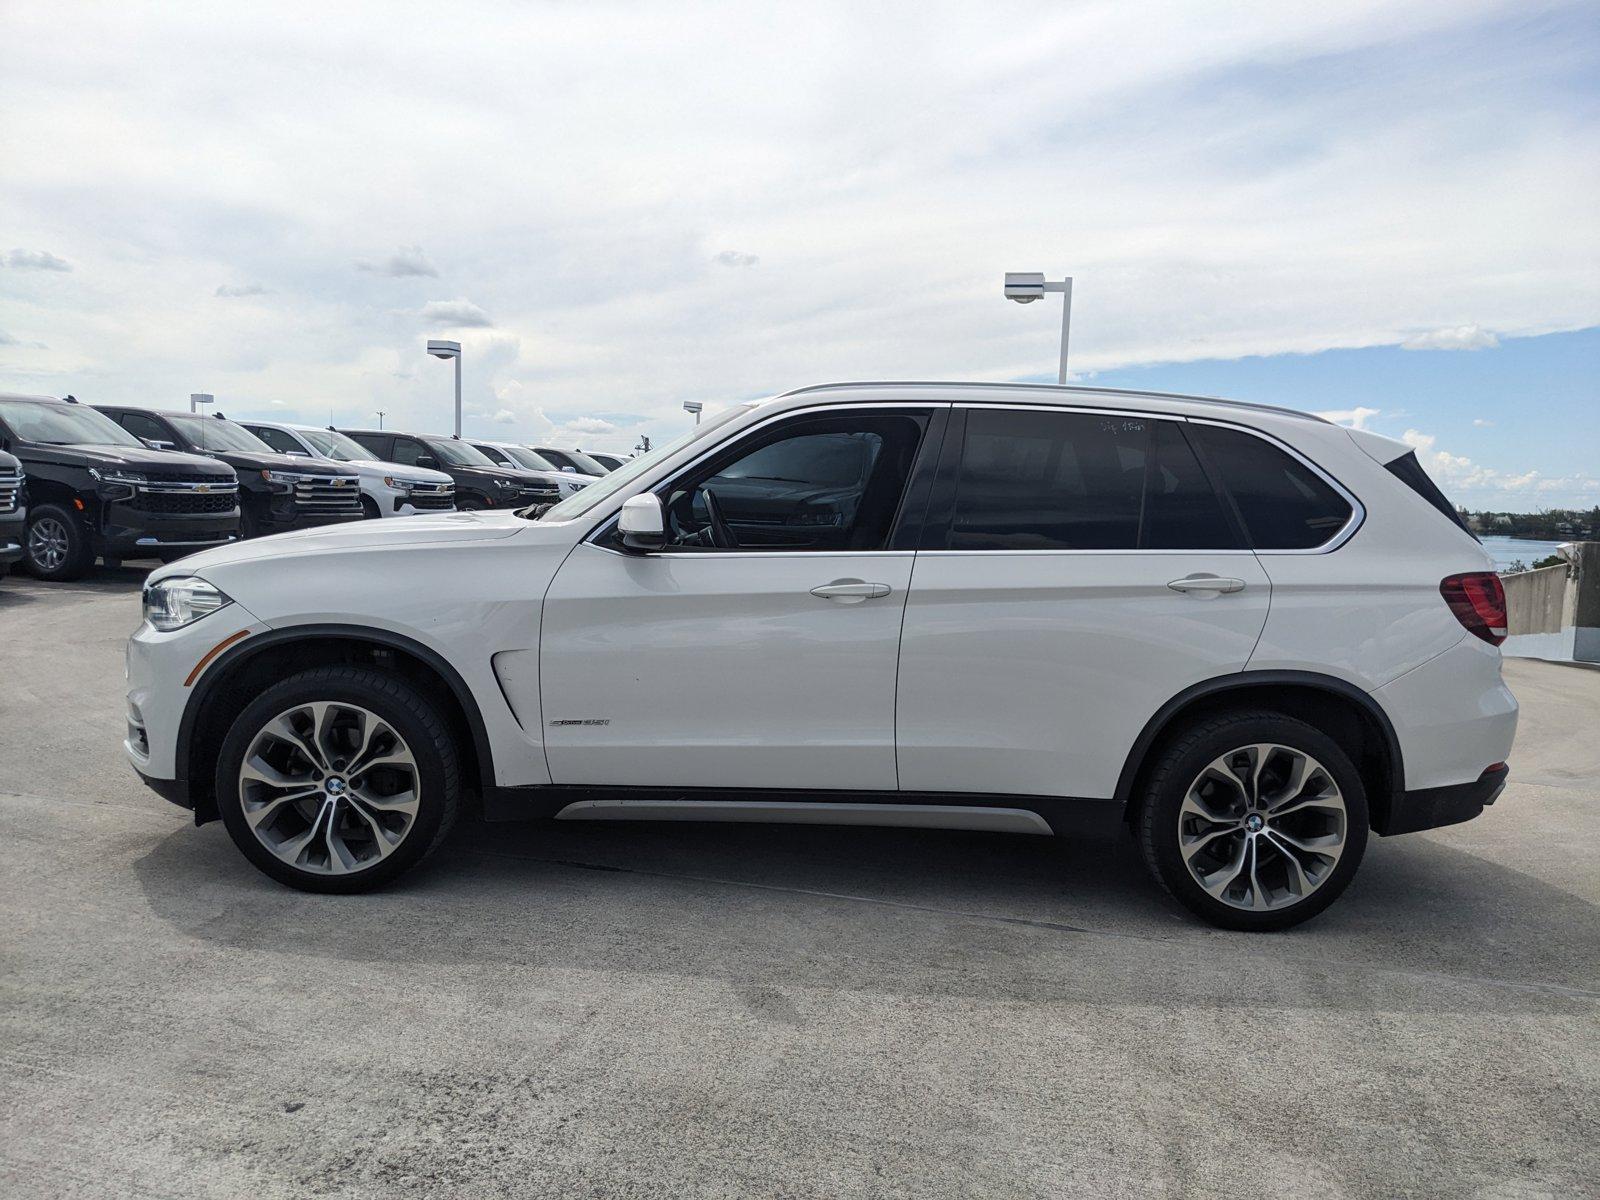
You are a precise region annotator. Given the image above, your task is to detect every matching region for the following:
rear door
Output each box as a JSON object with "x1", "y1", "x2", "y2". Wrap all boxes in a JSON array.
[{"x1": 896, "y1": 405, "x2": 1271, "y2": 800}]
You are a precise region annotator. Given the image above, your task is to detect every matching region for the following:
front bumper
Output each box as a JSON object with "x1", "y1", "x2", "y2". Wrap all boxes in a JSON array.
[
  {"x1": 258, "y1": 505, "x2": 365, "y2": 533},
  {"x1": 1382, "y1": 763, "x2": 1509, "y2": 836},
  {"x1": 98, "y1": 501, "x2": 240, "y2": 556}
]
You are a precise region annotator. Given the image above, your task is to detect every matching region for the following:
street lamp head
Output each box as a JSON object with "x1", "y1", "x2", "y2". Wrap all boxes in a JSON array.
[
  {"x1": 426, "y1": 339, "x2": 462, "y2": 360},
  {"x1": 1004, "y1": 272, "x2": 1046, "y2": 304},
  {"x1": 683, "y1": 401, "x2": 703, "y2": 415}
]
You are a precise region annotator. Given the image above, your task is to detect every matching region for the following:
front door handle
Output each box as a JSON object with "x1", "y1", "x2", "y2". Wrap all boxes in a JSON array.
[
  {"x1": 1167, "y1": 574, "x2": 1247, "y2": 595},
  {"x1": 811, "y1": 579, "x2": 892, "y2": 603}
]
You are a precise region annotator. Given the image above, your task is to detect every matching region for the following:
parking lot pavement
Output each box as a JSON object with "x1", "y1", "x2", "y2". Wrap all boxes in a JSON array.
[{"x1": 1, "y1": 571, "x2": 1597, "y2": 1199}]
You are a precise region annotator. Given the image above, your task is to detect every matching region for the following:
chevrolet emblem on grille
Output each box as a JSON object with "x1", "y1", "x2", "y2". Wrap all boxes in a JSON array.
[
  {"x1": 331, "y1": 478, "x2": 347, "y2": 486},
  {"x1": 195, "y1": 483, "x2": 211, "y2": 493}
]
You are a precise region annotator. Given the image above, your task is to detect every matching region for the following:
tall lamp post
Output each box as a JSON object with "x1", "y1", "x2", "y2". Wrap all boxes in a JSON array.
[
  {"x1": 683, "y1": 401, "x2": 703, "y2": 426},
  {"x1": 1003, "y1": 273, "x2": 1073, "y2": 384},
  {"x1": 426, "y1": 340, "x2": 463, "y2": 436},
  {"x1": 189, "y1": 392, "x2": 214, "y2": 414}
]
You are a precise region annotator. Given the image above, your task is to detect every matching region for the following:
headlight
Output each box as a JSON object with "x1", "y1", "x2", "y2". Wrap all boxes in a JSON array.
[
  {"x1": 383, "y1": 476, "x2": 408, "y2": 490},
  {"x1": 260, "y1": 469, "x2": 309, "y2": 488},
  {"x1": 143, "y1": 577, "x2": 232, "y2": 631},
  {"x1": 494, "y1": 477, "x2": 515, "y2": 489},
  {"x1": 88, "y1": 467, "x2": 146, "y2": 500},
  {"x1": 88, "y1": 468, "x2": 147, "y2": 484}
]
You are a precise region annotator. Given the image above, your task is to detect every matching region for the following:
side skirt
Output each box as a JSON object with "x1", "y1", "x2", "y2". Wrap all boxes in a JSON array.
[{"x1": 480, "y1": 785, "x2": 1124, "y2": 840}]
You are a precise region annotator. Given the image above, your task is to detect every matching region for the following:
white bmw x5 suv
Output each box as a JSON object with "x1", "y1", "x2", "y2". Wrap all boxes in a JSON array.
[{"x1": 124, "y1": 382, "x2": 1517, "y2": 930}]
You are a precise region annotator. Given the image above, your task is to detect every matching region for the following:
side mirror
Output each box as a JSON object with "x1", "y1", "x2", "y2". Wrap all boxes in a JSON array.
[
  {"x1": 560, "y1": 465, "x2": 577, "y2": 473},
  {"x1": 618, "y1": 493, "x2": 666, "y2": 551},
  {"x1": 143, "y1": 438, "x2": 176, "y2": 451},
  {"x1": 417, "y1": 455, "x2": 440, "y2": 469}
]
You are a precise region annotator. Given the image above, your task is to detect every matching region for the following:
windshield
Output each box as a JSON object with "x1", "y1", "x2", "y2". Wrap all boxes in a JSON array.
[
  {"x1": 425, "y1": 437, "x2": 498, "y2": 467},
  {"x1": 534, "y1": 404, "x2": 752, "y2": 522},
  {"x1": 302, "y1": 427, "x2": 374, "y2": 462},
  {"x1": 0, "y1": 399, "x2": 143, "y2": 447},
  {"x1": 493, "y1": 444, "x2": 557, "y2": 472},
  {"x1": 539, "y1": 447, "x2": 608, "y2": 476},
  {"x1": 170, "y1": 415, "x2": 274, "y2": 454}
]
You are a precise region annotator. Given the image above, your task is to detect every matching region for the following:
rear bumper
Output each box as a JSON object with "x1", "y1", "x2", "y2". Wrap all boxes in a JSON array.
[{"x1": 1380, "y1": 763, "x2": 1509, "y2": 836}]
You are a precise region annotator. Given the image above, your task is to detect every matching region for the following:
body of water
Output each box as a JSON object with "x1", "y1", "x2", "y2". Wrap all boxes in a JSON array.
[{"x1": 1479, "y1": 535, "x2": 1569, "y2": 573}]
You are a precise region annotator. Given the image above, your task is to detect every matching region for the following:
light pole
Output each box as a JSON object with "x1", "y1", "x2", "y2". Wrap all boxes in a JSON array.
[
  {"x1": 683, "y1": 401, "x2": 703, "y2": 426},
  {"x1": 375, "y1": 410, "x2": 386, "y2": 430},
  {"x1": 189, "y1": 392, "x2": 215, "y2": 414},
  {"x1": 426, "y1": 340, "x2": 463, "y2": 436},
  {"x1": 1004, "y1": 273, "x2": 1073, "y2": 384}
]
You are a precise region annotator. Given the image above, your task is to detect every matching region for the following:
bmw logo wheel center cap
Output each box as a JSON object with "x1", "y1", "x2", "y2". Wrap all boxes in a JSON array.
[
  {"x1": 1244, "y1": 813, "x2": 1265, "y2": 833},
  {"x1": 324, "y1": 776, "x2": 347, "y2": 796}
]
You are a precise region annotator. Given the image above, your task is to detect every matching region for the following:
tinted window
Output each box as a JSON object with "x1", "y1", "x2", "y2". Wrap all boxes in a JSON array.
[
  {"x1": 1385, "y1": 451, "x2": 1475, "y2": 537},
  {"x1": 662, "y1": 413, "x2": 925, "y2": 552},
  {"x1": 250, "y1": 426, "x2": 308, "y2": 455},
  {"x1": 949, "y1": 410, "x2": 1235, "y2": 550},
  {"x1": 1191, "y1": 424, "x2": 1353, "y2": 549},
  {"x1": 390, "y1": 438, "x2": 428, "y2": 467},
  {"x1": 473, "y1": 444, "x2": 512, "y2": 466},
  {"x1": 168, "y1": 416, "x2": 274, "y2": 454},
  {"x1": 345, "y1": 432, "x2": 390, "y2": 458},
  {"x1": 118, "y1": 412, "x2": 172, "y2": 444}
]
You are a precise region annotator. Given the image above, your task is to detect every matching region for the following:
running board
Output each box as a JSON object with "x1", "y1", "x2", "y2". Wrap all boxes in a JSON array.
[{"x1": 552, "y1": 798, "x2": 1054, "y2": 835}]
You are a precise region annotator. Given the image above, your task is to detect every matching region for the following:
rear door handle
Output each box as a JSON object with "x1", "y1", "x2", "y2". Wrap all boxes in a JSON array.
[
  {"x1": 811, "y1": 579, "x2": 892, "y2": 603},
  {"x1": 1167, "y1": 575, "x2": 1247, "y2": 594}
]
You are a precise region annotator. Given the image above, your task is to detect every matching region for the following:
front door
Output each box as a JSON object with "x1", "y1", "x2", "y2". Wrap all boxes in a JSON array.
[
  {"x1": 540, "y1": 406, "x2": 939, "y2": 791},
  {"x1": 896, "y1": 406, "x2": 1272, "y2": 800}
]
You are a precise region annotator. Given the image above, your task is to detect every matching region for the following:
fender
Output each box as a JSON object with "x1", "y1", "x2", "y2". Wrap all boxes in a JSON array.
[
  {"x1": 174, "y1": 622, "x2": 496, "y2": 789},
  {"x1": 1112, "y1": 669, "x2": 1404, "y2": 805}
]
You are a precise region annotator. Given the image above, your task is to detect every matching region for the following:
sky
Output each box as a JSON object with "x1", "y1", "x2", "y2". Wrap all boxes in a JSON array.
[{"x1": 1, "y1": 0, "x2": 1596, "y2": 509}]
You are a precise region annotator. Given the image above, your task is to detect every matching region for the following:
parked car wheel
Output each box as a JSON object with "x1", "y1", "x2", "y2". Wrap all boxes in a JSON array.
[
  {"x1": 23, "y1": 503, "x2": 94, "y2": 581},
  {"x1": 360, "y1": 495, "x2": 380, "y2": 520},
  {"x1": 1136, "y1": 711, "x2": 1368, "y2": 931},
  {"x1": 214, "y1": 666, "x2": 461, "y2": 894}
]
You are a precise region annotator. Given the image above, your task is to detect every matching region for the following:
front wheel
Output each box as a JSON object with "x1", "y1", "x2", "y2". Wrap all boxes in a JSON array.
[
  {"x1": 214, "y1": 666, "x2": 462, "y2": 893},
  {"x1": 23, "y1": 503, "x2": 94, "y2": 581},
  {"x1": 1136, "y1": 711, "x2": 1368, "y2": 931}
]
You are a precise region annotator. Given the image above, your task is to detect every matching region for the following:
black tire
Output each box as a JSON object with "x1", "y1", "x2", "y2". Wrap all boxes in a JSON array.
[
  {"x1": 1135, "y1": 710, "x2": 1369, "y2": 931},
  {"x1": 214, "y1": 666, "x2": 462, "y2": 893},
  {"x1": 239, "y1": 505, "x2": 263, "y2": 539},
  {"x1": 456, "y1": 494, "x2": 486, "y2": 511},
  {"x1": 360, "y1": 495, "x2": 381, "y2": 520},
  {"x1": 22, "y1": 502, "x2": 95, "y2": 581}
]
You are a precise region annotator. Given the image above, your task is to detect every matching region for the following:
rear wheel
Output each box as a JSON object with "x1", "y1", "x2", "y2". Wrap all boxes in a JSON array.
[
  {"x1": 1136, "y1": 711, "x2": 1368, "y2": 931},
  {"x1": 23, "y1": 503, "x2": 94, "y2": 581},
  {"x1": 214, "y1": 666, "x2": 462, "y2": 893}
]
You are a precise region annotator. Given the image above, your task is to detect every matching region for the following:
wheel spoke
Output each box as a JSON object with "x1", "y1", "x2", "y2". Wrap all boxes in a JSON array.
[
  {"x1": 242, "y1": 787, "x2": 321, "y2": 830},
  {"x1": 263, "y1": 712, "x2": 327, "y2": 771},
  {"x1": 345, "y1": 798, "x2": 401, "y2": 858},
  {"x1": 1267, "y1": 787, "x2": 1340, "y2": 819},
  {"x1": 1180, "y1": 822, "x2": 1239, "y2": 864},
  {"x1": 1198, "y1": 838, "x2": 1250, "y2": 899},
  {"x1": 1261, "y1": 830, "x2": 1312, "y2": 898}
]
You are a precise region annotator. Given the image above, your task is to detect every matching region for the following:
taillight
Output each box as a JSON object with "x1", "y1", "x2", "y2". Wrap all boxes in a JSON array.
[{"x1": 1440, "y1": 572, "x2": 1507, "y2": 645}]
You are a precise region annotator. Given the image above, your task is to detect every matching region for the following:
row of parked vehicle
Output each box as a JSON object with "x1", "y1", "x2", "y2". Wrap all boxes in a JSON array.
[{"x1": 0, "y1": 392, "x2": 629, "y2": 583}]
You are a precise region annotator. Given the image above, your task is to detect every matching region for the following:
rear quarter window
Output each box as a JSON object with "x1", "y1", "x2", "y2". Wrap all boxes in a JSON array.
[
  {"x1": 1190, "y1": 424, "x2": 1354, "y2": 550},
  {"x1": 1383, "y1": 451, "x2": 1476, "y2": 537}
]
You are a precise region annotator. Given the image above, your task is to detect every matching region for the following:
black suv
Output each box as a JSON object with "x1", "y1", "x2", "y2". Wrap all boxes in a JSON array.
[
  {"x1": 0, "y1": 393, "x2": 239, "y2": 580},
  {"x1": 0, "y1": 448, "x2": 25, "y2": 581},
  {"x1": 338, "y1": 429, "x2": 559, "y2": 510},
  {"x1": 96, "y1": 406, "x2": 364, "y2": 538}
]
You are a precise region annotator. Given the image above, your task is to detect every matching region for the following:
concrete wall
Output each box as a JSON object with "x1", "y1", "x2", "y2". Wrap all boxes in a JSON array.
[{"x1": 1502, "y1": 542, "x2": 1599, "y2": 663}]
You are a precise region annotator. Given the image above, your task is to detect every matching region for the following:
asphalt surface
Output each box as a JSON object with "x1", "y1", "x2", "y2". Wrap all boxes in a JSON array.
[{"x1": 2, "y1": 567, "x2": 1597, "y2": 1199}]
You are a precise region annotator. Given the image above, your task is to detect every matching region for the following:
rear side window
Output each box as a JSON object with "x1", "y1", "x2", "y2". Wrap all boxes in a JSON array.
[
  {"x1": 1190, "y1": 424, "x2": 1354, "y2": 550},
  {"x1": 347, "y1": 432, "x2": 390, "y2": 458},
  {"x1": 948, "y1": 409, "x2": 1238, "y2": 550},
  {"x1": 1384, "y1": 451, "x2": 1475, "y2": 537}
]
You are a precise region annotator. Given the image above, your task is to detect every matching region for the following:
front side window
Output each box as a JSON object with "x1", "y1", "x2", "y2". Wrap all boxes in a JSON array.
[
  {"x1": 423, "y1": 438, "x2": 497, "y2": 467},
  {"x1": 302, "y1": 428, "x2": 374, "y2": 462},
  {"x1": 250, "y1": 426, "x2": 309, "y2": 456},
  {"x1": 169, "y1": 416, "x2": 274, "y2": 454},
  {"x1": 474, "y1": 444, "x2": 513, "y2": 466},
  {"x1": 657, "y1": 411, "x2": 927, "y2": 552},
  {"x1": 345, "y1": 432, "x2": 390, "y2": 458},
  {"x1": 389, "y1": 438, "x2": 428, "y2": 467},
  {"x1": 948, "y1": 409, "x2": 1237, "y2": 551},
  {"x1": 118, "y1": 411, "x2": 173, "y2": 445},
  {"x1": 1189, "y1": 423, "x2": 1354, "y2": 550}
]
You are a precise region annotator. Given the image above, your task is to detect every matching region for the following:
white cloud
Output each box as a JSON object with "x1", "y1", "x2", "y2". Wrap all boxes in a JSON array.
[
  {"x1": 356, "y1": 245, "x2": 439, "y2": 277},
  {"x1": 215, "y1": 282, "x2": 270, "y2": 297},
  {"x1": 1315, "y1": 406, "x2": 1380, "y2": 430},
  {"x1": 1472, "y1": 418, "x2": 1494, "y2": 427},
  {"x1": 1, "y1": 2, "x2": 1596, "y2": 480},
  {"x1": 714, "y1": 251, "x2": 760, "y2": 268},
  {"x1": 1401, "y1": 324, "x2": 1499, "y2": 351},
  {"x1": 1396, "y1": 428, "x2": 1596, "y2": 505},
  {"x1": 0, "y1": 330, "x2": 47, "y2": 348},
  {"x1": 4, "y1": 248, "x2": 71, "y2": 271},
  {"x1": 419, "y1": 298, "x2": 493, "y2": 328},
  {"x1": 565, "y1": 416, "x2": 618, "y2": 435}
]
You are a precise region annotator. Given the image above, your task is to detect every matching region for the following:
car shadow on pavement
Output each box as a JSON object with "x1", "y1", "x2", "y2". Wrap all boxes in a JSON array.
[{"x1": 132, "y1": 811, "x2": 1599, "y2": 1018}]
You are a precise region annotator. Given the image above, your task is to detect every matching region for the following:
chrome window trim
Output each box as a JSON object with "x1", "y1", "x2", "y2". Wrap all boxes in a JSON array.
[{"x1": 581, "y1": 400, "x2": 950, "y2": 557}]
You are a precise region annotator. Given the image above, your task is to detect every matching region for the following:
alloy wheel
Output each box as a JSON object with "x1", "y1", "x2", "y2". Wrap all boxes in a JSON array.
[
  {"x1": 28, "y1": 516, "x2": 69, "y2": 572},
  {"x1": 1177, "y1": 743, "x2": 1348, "y2": 912},
  {"x1": 236, "y1": 701, "x2": 421, "y2": 875}
]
